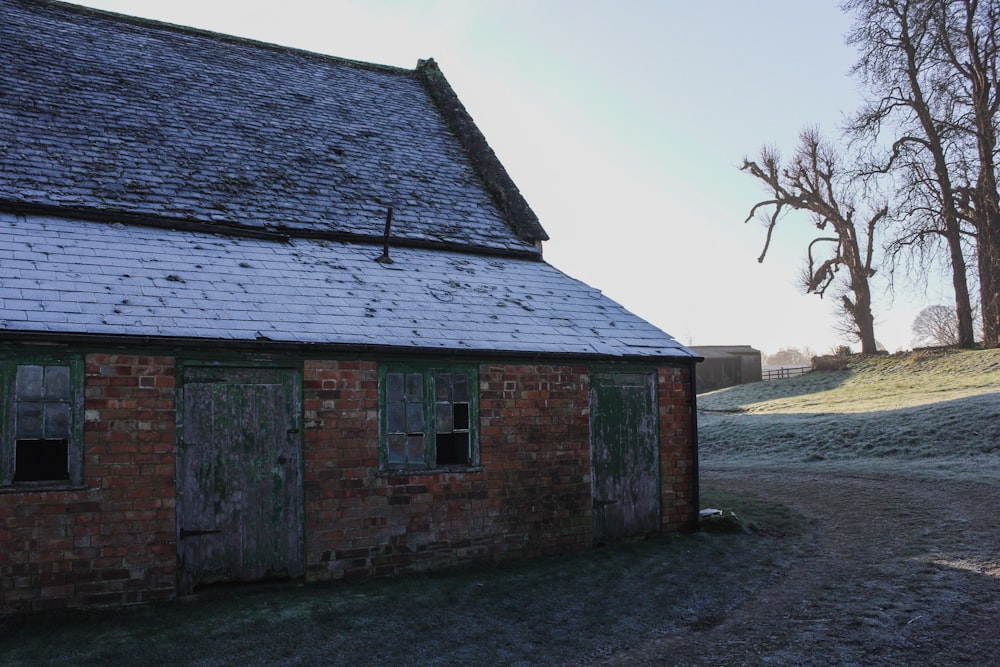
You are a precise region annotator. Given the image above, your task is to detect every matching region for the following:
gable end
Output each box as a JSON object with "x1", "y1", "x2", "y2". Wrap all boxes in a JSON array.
[{"x1": 417, "y1": 59, "x2": 549, "y2": 247}]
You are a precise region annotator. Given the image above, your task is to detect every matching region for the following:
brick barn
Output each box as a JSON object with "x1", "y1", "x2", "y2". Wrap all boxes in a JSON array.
[{"x1": 0, "y1": 0, "x2": 701, "y2": 615}]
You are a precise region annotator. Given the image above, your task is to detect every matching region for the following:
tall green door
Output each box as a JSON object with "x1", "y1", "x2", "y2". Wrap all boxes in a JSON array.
[
  {"x1": 590, "y1": 371, "x2": 660, "y2": 542},
  {"x1": 177, "y1": 366, "x2": 303, "y2": 593}
]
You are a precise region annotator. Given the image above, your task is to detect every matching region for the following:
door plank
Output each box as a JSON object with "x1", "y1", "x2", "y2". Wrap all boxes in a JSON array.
[
  {"x1": 178, "y1": 367, "x2": 303, "y2": 592},
  {"x1": 590, "y1": 372, "x2": 660, "y2": 541}
]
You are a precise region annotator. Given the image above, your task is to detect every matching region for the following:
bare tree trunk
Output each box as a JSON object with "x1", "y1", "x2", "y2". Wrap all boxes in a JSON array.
[
  {"x1": 843, "y1": 225, "x2": 879, "y2": 354},
  {"x1": 978, "y1": 215, "x2": 1000, "y2": 346},
  {"x1": 896, "y1": 5, "x2": 978, "y2": 348},
  {"x1": 846, "y1": 0, "x2": 978, "y2": 347},
  {"x1": 966, "y1": 1, "x2": 1000, "y2": 347},
  {"x1": 944, "y1": 224, "x2": 978, "y2": 347},
  {"x1": 847, "y1": 272, "x2": 879, "y2": 354}
]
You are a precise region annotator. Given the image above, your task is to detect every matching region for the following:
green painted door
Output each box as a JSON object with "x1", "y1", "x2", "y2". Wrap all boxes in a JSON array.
[
  {"x1": 590, "y1": 371, "x2": 660, "y2": 542},
  {"x1": 177, "y1": 366, "x2": 303, "y2": 592}
]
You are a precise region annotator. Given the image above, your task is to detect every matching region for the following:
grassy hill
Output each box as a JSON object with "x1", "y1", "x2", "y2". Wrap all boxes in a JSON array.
[{"x1": 698, "y1": 348, "x2": 1000, "y2": 464}]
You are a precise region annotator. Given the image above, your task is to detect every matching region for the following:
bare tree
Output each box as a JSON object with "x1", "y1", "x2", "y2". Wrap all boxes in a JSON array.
[
  {"x1": 742, "y1": 129, "x2": 886, "y2": 354},
  {"x1": 845, "y1": 0, "x2": 978, "y2": 348},
  {"x1": 911, "y1": 304, "x2": 961, "y2": 346},
  {"x1": 845, "y1": 0, "x2": 1000, "y2": 347},
  {"x1": 941, "y1": 0, "x2": 1000, "y2": 347}
]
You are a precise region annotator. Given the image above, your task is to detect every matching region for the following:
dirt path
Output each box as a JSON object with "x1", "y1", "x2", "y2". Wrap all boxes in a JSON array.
[{"x1": 600, "y1": 465, "x2": 1000, "y2": 666}]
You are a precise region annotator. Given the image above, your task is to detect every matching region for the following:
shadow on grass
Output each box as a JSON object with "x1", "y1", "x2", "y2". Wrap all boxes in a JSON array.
[
  {"x1": 0, "y1": 489, "x2": 806, "y2": 667},
  {"x1": 698, "y1": 369, "x2": 852, "y2": 410},
  {"x1": 700, "y1": 392, "x2": 1000, "y2": 463}
]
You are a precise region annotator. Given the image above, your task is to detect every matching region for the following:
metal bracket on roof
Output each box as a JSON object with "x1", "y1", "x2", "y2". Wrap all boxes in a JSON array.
[{"x1": 375, "y1": 206, "x2": 395, "y2": 264}]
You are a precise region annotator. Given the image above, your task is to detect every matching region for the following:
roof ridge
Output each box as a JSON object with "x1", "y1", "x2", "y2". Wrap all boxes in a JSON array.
[
  {"x1": 3, "y1": 0, "x2": 547, "y2": 256},
  {"x1": 26, "y1": 0, "x2": 416, "y2": 77}
]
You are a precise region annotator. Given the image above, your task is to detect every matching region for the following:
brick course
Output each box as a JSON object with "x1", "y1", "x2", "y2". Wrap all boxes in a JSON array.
[
  {"x1": 1, "y1": 355, "x2": 698, "y2": 615},
  {"x1": 0, "y1": 353, "x2": 176, "y2": 615},
  {"x1": 303, "y1": 362, "x2": 596, "y2": 581}
]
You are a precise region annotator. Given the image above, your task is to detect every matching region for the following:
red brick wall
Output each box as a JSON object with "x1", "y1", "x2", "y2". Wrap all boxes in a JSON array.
[
  {"x1": 303, "y1": 362, "x2": 595, "y2": 581},
  {"x1": 2, "y1": 355, "x2": 699, "y2": 614},
  {"x1": 658, "y1": 365, "x2": 699, "y2": 531},
  {"x1": 0, "y1": 354, "x2": 177, "y2": 615}
]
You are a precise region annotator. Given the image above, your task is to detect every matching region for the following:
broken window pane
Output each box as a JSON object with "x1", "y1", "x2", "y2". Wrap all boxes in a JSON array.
[
  {"x1": 453, "y1": 403, "x2": 470, "y2": 431},
  {"x1": 436, "y1": 432, "x2": 469, "y2": 466},
  {"x1": 13, "y1": 439, "x2": 69, "y2": 482}
]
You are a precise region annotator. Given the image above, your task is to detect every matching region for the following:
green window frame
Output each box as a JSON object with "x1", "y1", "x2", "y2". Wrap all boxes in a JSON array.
[
  {"x1": 380, "y1": 365, "x2": 478, "y2": 470},
  {"x1": 0, "y1": 355, "x2": 84, "y2": 487}
]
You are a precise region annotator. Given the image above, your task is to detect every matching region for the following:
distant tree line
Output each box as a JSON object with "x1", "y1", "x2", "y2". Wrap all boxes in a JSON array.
[
  {"x1": 763, "y1": 347, "x2": 817, "y2": 367},
  {"x1": 742, "y1": 0, "x2": 999, "y2": 352}
]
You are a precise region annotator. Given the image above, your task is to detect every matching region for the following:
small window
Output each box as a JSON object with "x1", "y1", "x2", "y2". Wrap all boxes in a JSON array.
[
  {"x1": 14, "y1": 439, "x2": 70, "y2": 482},
  {"x1": 2, "y1": 358, "x2": 83, "y2": 487},
  {"x1": 381, "y1": 366, "x2": 477, "y2": 470}
]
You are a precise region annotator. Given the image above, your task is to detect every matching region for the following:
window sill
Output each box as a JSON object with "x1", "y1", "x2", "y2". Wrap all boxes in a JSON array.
[
  {"x1": 377, "y1": 466, "x2": 484, "y2": 478},
  {"x1": 0, "y1": 482, "x2": 88, "y2": 494}
]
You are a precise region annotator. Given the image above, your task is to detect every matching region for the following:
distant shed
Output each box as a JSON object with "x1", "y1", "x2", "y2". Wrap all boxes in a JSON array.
[{"x1": 691, "y1": 346, "x2": 762, "y2": 393}]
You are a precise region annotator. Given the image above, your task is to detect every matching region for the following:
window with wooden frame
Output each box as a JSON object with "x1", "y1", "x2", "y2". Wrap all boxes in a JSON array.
[
  {"x1": 380, "y1": 365, "x2": 478, "y2": 470},
  {"x1": 0, "y1": 356, "x2": 84, "y2": 487}
]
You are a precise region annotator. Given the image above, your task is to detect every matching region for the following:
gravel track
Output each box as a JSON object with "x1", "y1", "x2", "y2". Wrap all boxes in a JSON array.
[{"x1": 600, "y1": 465, "x2": 1000, "y2": 666}]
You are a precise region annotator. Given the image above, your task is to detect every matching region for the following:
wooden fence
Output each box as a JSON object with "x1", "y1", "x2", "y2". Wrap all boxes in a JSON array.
[{"x1": 761, "y1": 365, "x2": 812, "y2": 381}]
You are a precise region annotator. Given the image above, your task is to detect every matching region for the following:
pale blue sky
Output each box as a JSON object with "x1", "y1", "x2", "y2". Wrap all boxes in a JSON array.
[{"x1": 70, "y1": 0, "x2": 941, "y2": 354}]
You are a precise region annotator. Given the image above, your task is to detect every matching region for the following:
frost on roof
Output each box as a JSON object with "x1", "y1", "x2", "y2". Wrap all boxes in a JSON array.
[
  {"x1": 0, "y1": 213, "x2": 697, "y2": 360},
  {"x1": 0, "y1": 0, "x2": 539, "y2": 254}
]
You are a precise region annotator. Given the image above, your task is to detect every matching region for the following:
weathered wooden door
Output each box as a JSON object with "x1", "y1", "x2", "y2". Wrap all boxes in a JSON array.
[
  {"x1": 590, "y1": 371, "x2": 660, "y2": 542},
  {"x1": 177, "y1": 366, "x2": 303, "y2": 592}
]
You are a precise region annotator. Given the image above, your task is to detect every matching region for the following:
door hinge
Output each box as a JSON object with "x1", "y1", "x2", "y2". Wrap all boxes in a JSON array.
[{"x1": 180, "y1": 528, "x2": 222, "y2": 539}]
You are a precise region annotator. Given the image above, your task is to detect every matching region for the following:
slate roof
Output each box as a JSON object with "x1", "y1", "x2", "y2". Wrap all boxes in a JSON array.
[
  {"x1": 0, "y1": 0, "x2": 697, "y2": 360},
  {"x1": 0, "y1": 0, "x2": 543, "y2": 253},
  {"x1": 0, "y1": 212, "x2": 692, "y2": 358}
]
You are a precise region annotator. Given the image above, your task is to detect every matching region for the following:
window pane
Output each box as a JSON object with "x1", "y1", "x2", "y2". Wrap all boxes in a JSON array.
[
  {"x1": 44, "y1": 403, "x2": 71, "y2": 438},
  {"x1": 15, "y1": 365, "x2": 44, "y2": 401},
  {"x1": 16, "y1": 402, "x2": 43, "y2": 438},
  {"x1": 453, "y1": 403, "x2": 470, "y2": 431},
  {"x1": 387, "y1": 403, "x2": 406, "y2": 433},
  {"x1": 404, "y1": 373, "x2": 423, "y2": 401},
  {"x1": 386, "y1": 373, "x2": 405, "y2": 402},
  {"x1": 434, "y1": 373, "x2": 452, "y2": 401},
  {"x1": 387, "y1": 433, "x2": 407, "y2": 463},
  {"x1": 405, "y1": 402, "x2": 425, "y2": 433},
  {"x1": 453, "y1": 374, "x2": 469, "y2": 402},
  {"x1": 13, "y1": 439, "x2": 69, "y2": 482},
  {"x1": 405, "y1": 435, "x2": 425, "y2": 463},
  {"x1": 436, "y1": 432, "x2": 469, "y2": 466},
  {"x1": 435, "y1": 402, "x2": 453, "y2": 431},
  {"x1": 44, "y1": 366, "x2": 71, "y2": 400}
]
